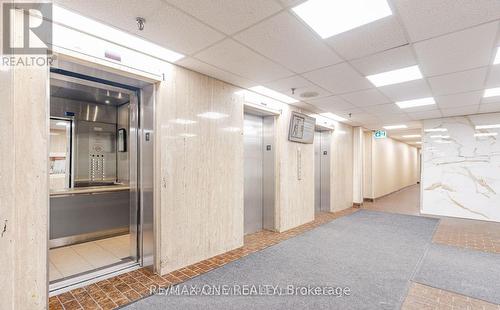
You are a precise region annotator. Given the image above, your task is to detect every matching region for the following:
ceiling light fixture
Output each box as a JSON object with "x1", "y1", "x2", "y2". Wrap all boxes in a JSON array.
[
  {"x1": 292, "y1": 0, "x2": 392, "y2": 39},
  {"x1": 484, "y1": 87, "x2": 500, "y2": 98},
  {"x1": 320, "y1": 112, "x2": 347, "y2": 122},
  {"x1": 425, "y1": 128, "x2": 447, "y2": 132},
  {"x1": 474, "y1": 132, "x2": 498, "y2": 137},
  {"x1": 475, "y1": 124, "x2": 500, "y2": 129},
  {"x1": 430, "y1": 135, "x2": 450, "y2": 139},
  {"x1": 402, "y1": 134, "x2": 421, "y2": 138},
  {"x1": 249, "y1": 86, "x2": 298, "y2": 104},
  {"x1": 383, "y1": 124, "x2": 407, "y2": 130},
  {"x1": 366, "y1": 65, "x2": 423, "y2": 87},
  {"x1": 396, "y1": 97, "x2": 436, "y2": 109},
  {"x1": 494, "y1": 47, "x2": 500, "y2": 65},
  {"x1": 197, "y1": 112, "x2": 229, "y2": 120},
  {"x1": 414, "y1": 141, "x2": 422, "y2": 144}
]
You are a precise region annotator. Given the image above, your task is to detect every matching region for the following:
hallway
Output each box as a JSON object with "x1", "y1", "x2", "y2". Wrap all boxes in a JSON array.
[{"x1": 49, "y1": 188, "x2": 500, "y2": 310}]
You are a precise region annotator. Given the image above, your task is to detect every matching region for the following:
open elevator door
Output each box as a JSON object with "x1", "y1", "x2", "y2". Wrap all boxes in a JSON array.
[{"x1": 48, "y1": 59, "x2": 155, "y2": 293}]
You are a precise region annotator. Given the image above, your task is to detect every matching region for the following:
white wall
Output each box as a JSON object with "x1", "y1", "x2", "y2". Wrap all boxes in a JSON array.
[
  {"x1": 368, "y1": 135, "x2": 419, "y2": 199},
  {"x1": 422, "y1": 114, "x2": 500, "y2": 222}
]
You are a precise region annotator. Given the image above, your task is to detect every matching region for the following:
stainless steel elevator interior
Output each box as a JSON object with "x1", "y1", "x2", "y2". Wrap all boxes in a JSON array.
[
  {"x1": 48, "y1": 60, "x2": 154, "y2": 291},
  {"x1": 243, "y1": 110, "x2": 276, "y2": 234},
  {"x1": 314, "y1": 130, "x2": 331, "y2": 213}
]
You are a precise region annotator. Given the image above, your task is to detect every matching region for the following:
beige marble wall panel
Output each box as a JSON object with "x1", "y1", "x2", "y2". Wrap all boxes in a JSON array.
[
  {"x1": 363, "y1": 131, "x2": 374, "y2": 199},
  {"x1": 0, "y1": 1, "x2": 49, "y2": 309},
  {"x1": 155, "y1": 65, "x2": 244, "y2": 274},
  {"x1": 274, "y1": 105, "x2": 315, "y2": 232},
  {"x1": 330, "y1": 123, "x2": 354, "y2": 211}
]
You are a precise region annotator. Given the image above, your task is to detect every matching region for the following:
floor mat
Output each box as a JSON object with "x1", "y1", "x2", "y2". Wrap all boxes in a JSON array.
[
  {"x1": 413, "y1": 243, "x2": 500, "y2": 305},
  {"x1": 123, "y1": 210, "x2": 438, "y2": 310}
]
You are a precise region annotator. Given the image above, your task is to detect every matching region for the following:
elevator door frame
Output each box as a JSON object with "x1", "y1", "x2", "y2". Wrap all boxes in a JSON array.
[
  {"x1": 48, "y1": 67, "x2": 154, "y2": 294},
  {"x1": 243, "y1": 109, "x2": 277, "y2": 234},
  {"x1": 315, "y1": 130, "x2": 331, "y2": 213}
]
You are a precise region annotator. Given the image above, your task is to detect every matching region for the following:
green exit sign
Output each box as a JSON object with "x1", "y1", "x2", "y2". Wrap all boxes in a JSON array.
[{"x1": 374, "y1": 130, "x2": 387, "y2": 139}]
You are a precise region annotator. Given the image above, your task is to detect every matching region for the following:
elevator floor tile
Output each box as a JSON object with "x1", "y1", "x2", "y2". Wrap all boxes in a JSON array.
[{"x1": 49, "y1": 234, "x2": 131, "y2": 282}]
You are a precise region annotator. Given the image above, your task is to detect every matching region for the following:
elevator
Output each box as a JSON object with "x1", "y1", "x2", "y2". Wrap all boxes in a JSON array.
[
  {"x1": 314, "y1": 130, "x2": 331, "y2": 213},
  {"x1": 48, "y1": 60, "x2": 155, "y2": 293},
  {"x1": 243, "y1": 110, "x2": 276, "y2": 234}
]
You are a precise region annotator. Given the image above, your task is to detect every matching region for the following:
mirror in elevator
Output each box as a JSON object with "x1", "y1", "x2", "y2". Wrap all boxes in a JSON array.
[{"x1": 49, "y1": 74, "x2": 138, "y2": 284}]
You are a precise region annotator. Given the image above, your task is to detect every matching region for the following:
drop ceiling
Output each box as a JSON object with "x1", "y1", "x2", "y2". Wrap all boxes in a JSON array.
[{"x1": 54, "y1": 0, "x2": 500, "y2": 136}]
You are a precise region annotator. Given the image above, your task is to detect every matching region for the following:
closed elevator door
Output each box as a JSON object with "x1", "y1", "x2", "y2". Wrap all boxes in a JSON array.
[
  {"x1": 244, "y1": 114, "x2": 264, "y2": 234},
  {"x1": 315, "y1": 131, "x2": 331, "y2": 213}
]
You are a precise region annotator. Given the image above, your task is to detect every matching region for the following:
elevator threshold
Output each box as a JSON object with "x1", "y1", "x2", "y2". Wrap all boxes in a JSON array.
[{"x1": 49, "y1": 261, "x2": 141, "y2": 297}]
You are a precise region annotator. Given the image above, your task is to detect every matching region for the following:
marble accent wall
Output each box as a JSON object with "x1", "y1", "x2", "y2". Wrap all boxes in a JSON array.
[
  {"x1": 155, "y1": 65, "x2": 244, "y2": 274},
  {"x1": 330, "y1": 123, "x2": 354, "y2": 211},
  {"x1": 422, "y1": 114, "x2": 500, "y2": 222},
  {"x1": 0, "y1": 2, "x2": 49, "y2": 309},
  {"x1": 352, "y1": 127, "x2": 364, "y2": 204},
  {"x1": 274, "y1": 105, "x2": 315, "y2": 232}
]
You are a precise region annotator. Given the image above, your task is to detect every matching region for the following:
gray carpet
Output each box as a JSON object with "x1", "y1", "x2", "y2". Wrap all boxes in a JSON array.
[
  {"x1": 414, "y1": 243, "x2": 500, "y2": 305},
  {"x1": 123, "y1": 210, "x2": 439, "y2": 310}
]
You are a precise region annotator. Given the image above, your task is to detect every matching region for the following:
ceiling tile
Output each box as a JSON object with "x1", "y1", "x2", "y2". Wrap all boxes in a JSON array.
[
  {"x1": 176, "y1": 57, "x2": 257, "y2": 88},
  {"x1": 436, "y1": 91, "x2": 482, "y2": 109},
  {"x1": 306, "y1": 96, "x2": 357, "y2": 112},
  {"x1": 302, "y1": 63, "x2": 373, "y2": 94},
  {"x1": 414, "y1": 22, "x2": 498, "y2": 76},
  {"x1": 428, "y1": 67, "x2": 488, "y2": 96},
  {"x1": 57, "y1": 0, "x2": 227, "y2": 55},
  {"x1": 393, "y1": 0, "x2": 500, "y2": 42},
  {"x1": 279, "y1": 0, "x2": 305, "y2": 7},
  {"x1": 235, "y1": 12, "x2": 342, "y2": 73},
  {"x1": 264, "y1": 75, "x2": 332, "y2": 100},
  {"x1": 163, "y1": 0, "x2": 282, "y2": 35},
  {"x1": 378, "y1": 79, "x2": 432, "y2": 101},
  {"x1": 479, "y1": 101, "x2": 500, "y2": 113},
  {"x1": 350, "y1": 45, "x2": 417, "y2": 76},
  {"x1": 441, "y1": 105, "x2": 480, "y2": 117},
  {"x1": 381, "y1": 114, "x2": 412, "y2": 123},
  {"x1": 362, "y1": 103, "x2": 405, "y2": 115},
  {"x1": 194, "y1": 39, "x2": 293, "y2": 82},
  {"x1": 340, "y1": 89, "x2": 391, "y2": 107},
  {"x1": 407, "y1": 110, "x2": 442, "y2": 120},
  {"x1": 326, "y1": 16, "x2": 408, "y2": 60}
]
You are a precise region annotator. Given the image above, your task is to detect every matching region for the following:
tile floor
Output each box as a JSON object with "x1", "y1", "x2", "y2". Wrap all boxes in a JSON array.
[
  {"x1": 402, "y1": 282, "x2": 500, "y2": 310},
  {"x1": 49, "y1": 186, "x2": 500, "y2": 309},
  {"x1": 50, "y1": 234, "x2": 132, "y2": 282}
]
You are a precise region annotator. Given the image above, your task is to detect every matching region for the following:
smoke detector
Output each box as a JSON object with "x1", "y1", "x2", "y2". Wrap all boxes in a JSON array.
[{"x1": 300, "y1": 91, "x2": 319, "y2": 99}]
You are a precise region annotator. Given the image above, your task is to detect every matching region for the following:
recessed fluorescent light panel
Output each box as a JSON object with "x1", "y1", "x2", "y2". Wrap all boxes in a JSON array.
[
  {"x1": 292, "y1": 0, "x2": 392, "y2": 39},
  {"x1": 476, "y1": 124, "x2": 500, "y2": 129},
  {"x1": 425, "y1": 128, "x2": 447, "y2": 132},
  {"x1": 197, "y1": 112, "x2": 229, "y2": 120},
  {"x1": 494, "y1": 47, "x2": 500, "y2": 65},
  {"x1": 249, "y1": 86, "x2": 298, "y2": 104},
  {"x1": 484, "y1": 87, "x2": 500, "y2": 98},
  {"x1": 366, "y1": 66, "x2": 423, "y2": 87},
  {"x1": 402, "y1": 134, "x2": 421, "y2": 138},
  {"x1": 383, "y1": 124, "x2": 407, "y2": 130},
  {"x1": 430, "y1": 135, "x2": 450, "y2": 139},
  {"x1": 396, "y1": 97, "x2": 435, "y2": 109},
  {"x1": 474, "y1": 132, "x2": 498, "y2": 137},
  {"x1": 320, "y1": 112, "x2": 347, "y2": 122}
]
